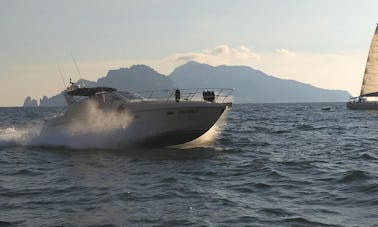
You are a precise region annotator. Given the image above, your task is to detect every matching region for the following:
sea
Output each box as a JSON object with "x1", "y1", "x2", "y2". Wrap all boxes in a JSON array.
[{"x1": 0, "y1": 103, "x2": 377, "y2": 227}]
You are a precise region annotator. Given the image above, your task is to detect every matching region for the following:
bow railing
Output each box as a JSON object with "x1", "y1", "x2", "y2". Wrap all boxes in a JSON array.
[{"x1": 134, "y1": 88, "x2": 234, "y2": 103}]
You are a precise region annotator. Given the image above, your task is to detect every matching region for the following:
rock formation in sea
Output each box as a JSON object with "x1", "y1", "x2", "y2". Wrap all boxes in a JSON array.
[{"x1": 23, "y1": 96, "x2": 38, "y2": 107}]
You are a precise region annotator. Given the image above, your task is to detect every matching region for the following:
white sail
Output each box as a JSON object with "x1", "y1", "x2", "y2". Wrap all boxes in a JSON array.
[{"x1": 361, "y1": 25, "x2": 378, "y2": 96}]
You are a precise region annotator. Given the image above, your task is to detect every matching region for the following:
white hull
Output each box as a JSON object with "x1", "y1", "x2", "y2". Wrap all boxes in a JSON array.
[
  {"x1": 42, "y1": 100, "x2": 229, "y2": 147},
  {"x1": 126, "y1": 101, "x2": 227, "y2": 146}
]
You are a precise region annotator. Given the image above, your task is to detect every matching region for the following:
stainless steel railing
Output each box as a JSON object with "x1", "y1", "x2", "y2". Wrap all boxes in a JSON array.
[{"x1": 134, "y1": 88, "x2": 234, "y2": 103}]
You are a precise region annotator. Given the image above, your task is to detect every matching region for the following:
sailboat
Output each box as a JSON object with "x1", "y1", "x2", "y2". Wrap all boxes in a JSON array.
[{"x1": 347, "y1": 24, "x2": 378, "y2": 110}]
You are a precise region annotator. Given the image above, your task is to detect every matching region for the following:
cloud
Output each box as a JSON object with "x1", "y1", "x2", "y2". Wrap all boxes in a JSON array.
[
  {"x1": 173, "y1": 52, "x2": 208, "y2": 62},
  {"x1": 275, "y1": 48, "x2": 296, "y2": 57},
  {"x1": 169, "y1": 45, "x2": 261, "y2": 66}
]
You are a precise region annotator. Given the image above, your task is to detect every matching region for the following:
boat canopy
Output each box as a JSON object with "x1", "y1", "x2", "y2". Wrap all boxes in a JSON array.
[{"x1": 66, "y1": 87, "x2": 117, "y2": 96}]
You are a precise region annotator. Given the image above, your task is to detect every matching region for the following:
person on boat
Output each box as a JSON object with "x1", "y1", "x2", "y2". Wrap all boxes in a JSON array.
[
  {"x1": 210, "y1": 91, "x2": 215, "y2": 102},
  {"x1": 175, "y1": 89, "x2": 180, "y2": 102}
]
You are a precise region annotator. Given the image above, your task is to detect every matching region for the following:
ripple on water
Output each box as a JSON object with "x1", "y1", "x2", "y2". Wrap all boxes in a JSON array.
[
  {"x1": 11, "y1": 168, "x2": 38, "y2": 176},
  {"x1": 221, "y1": 216, "x2": 259, "y2": 226},
  {"x1": 356, "y1": 183, "x2": 378, "y2": 194},
  {"x1": 338, "y1": 170, "x2": 371, "y2": 183},
  {"x1": 359, "y1": 152, "x2": 378, "y2": 160},
  {"x1": 227, "y1": 181, "x2": 261, "y2": 194},
  {"x1": 294, "y1": 123, "x2": 316, "y2": 131},
  {"x1": 0, "y1": 221, "x2": 23, "y2": 227},
  {"x1": 259, "y1": 207, "x2": 294, "y2": 218},
  {"x1": 278, "y1": 217, "x2": 341, "y2": 227}
]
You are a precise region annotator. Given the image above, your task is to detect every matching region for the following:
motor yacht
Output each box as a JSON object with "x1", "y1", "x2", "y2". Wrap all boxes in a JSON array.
[{"x1": 41, "y1": 81, "x2": 233, "y2": 147}]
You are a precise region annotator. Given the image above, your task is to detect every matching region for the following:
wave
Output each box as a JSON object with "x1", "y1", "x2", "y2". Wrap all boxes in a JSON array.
[
  {"x1": 10, "y1": 169, "x2": 38, "y2": 176},
  {"x1": 357, "y1": 183, "x2": 378, "y2": 194},
  {"x1": 0, "y1": 221, "x2": 21, "y2": 227},
  {"x1": 280, "y1": 217, "x2": 340, "y2": 227},
  {"x1": 359, "y1": 152, "x2": 378, "y2": 160},
  {"x1": 338, "y1": 170, "x2": 371, "y2": 183}
]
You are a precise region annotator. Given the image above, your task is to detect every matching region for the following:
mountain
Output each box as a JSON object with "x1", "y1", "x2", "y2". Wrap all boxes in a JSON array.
[
  {"x1": 23, "y1": 62, "x2": 350, "y2": 106},
  {"x1": 38, "y1": 93, "x2": 66, "y2": 107},
  {"x1": 169, "y1": 61, "x2": 350, "y2": 103},
  {"x1": 97, "y1": 65, "x2": 173, "y2": 92},
  {"x1": 26, "y1": 66, "x2": 175, "y2": 107}
]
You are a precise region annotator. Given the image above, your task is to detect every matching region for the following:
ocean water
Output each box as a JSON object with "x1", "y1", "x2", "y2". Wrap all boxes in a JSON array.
[{"x1": 0, "y1": 103, "x2": 377, "y2": 227}]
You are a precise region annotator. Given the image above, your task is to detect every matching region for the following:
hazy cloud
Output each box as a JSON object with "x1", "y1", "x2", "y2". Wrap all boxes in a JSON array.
[
  {"x1": 275, "y1": 48, "x2": 296, "y2": 57},
  {"x1": 170, "y1": 45, "x2": 261, "y2": 66}
]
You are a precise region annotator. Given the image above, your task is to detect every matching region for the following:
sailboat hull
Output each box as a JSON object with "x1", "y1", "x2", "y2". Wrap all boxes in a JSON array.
[
  {"x1": 347, "y1": 25, "x2": 378, "y2": 109},
  {"x1": 346, "y1": 101, "x2": 378, "y2": 110}
]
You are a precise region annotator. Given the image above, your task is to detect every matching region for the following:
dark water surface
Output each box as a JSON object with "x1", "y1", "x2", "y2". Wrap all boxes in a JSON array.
[{"x1": 0, "y1": 103, "x2": 378, "y2": 226}]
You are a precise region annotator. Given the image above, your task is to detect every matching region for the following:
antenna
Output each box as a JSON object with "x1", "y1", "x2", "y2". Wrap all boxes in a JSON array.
[
  {"x1": 70, "y1": 52, "x2": 86, "y2": 87},
  {"x1": 57, "y1": 65, "x2": 67, "y2": 89}
]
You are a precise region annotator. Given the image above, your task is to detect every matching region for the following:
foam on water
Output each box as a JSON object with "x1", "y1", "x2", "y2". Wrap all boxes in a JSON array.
[
  {"x1": 178, "y1": 109, "x2": 229, "y2": 149},
  {"x1": 33, "y1": 102, "x2": 136, "y2": 149},
  {"x1": 0, "y1": 126, "x2": 40, "y2": 147},
  {"x1": 0, "y1": 102, "x2": 136, "y2": 149}
]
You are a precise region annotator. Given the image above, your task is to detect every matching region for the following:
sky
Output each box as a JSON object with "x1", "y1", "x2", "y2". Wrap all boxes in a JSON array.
[{"x1": 1, "y1": 0, "x2": 378, "y2": 106}]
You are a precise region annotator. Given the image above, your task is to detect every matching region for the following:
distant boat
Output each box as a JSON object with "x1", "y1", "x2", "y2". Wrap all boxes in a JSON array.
[{"x1": 347, "y1": 24, "x2": 378, "y2": 110}]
